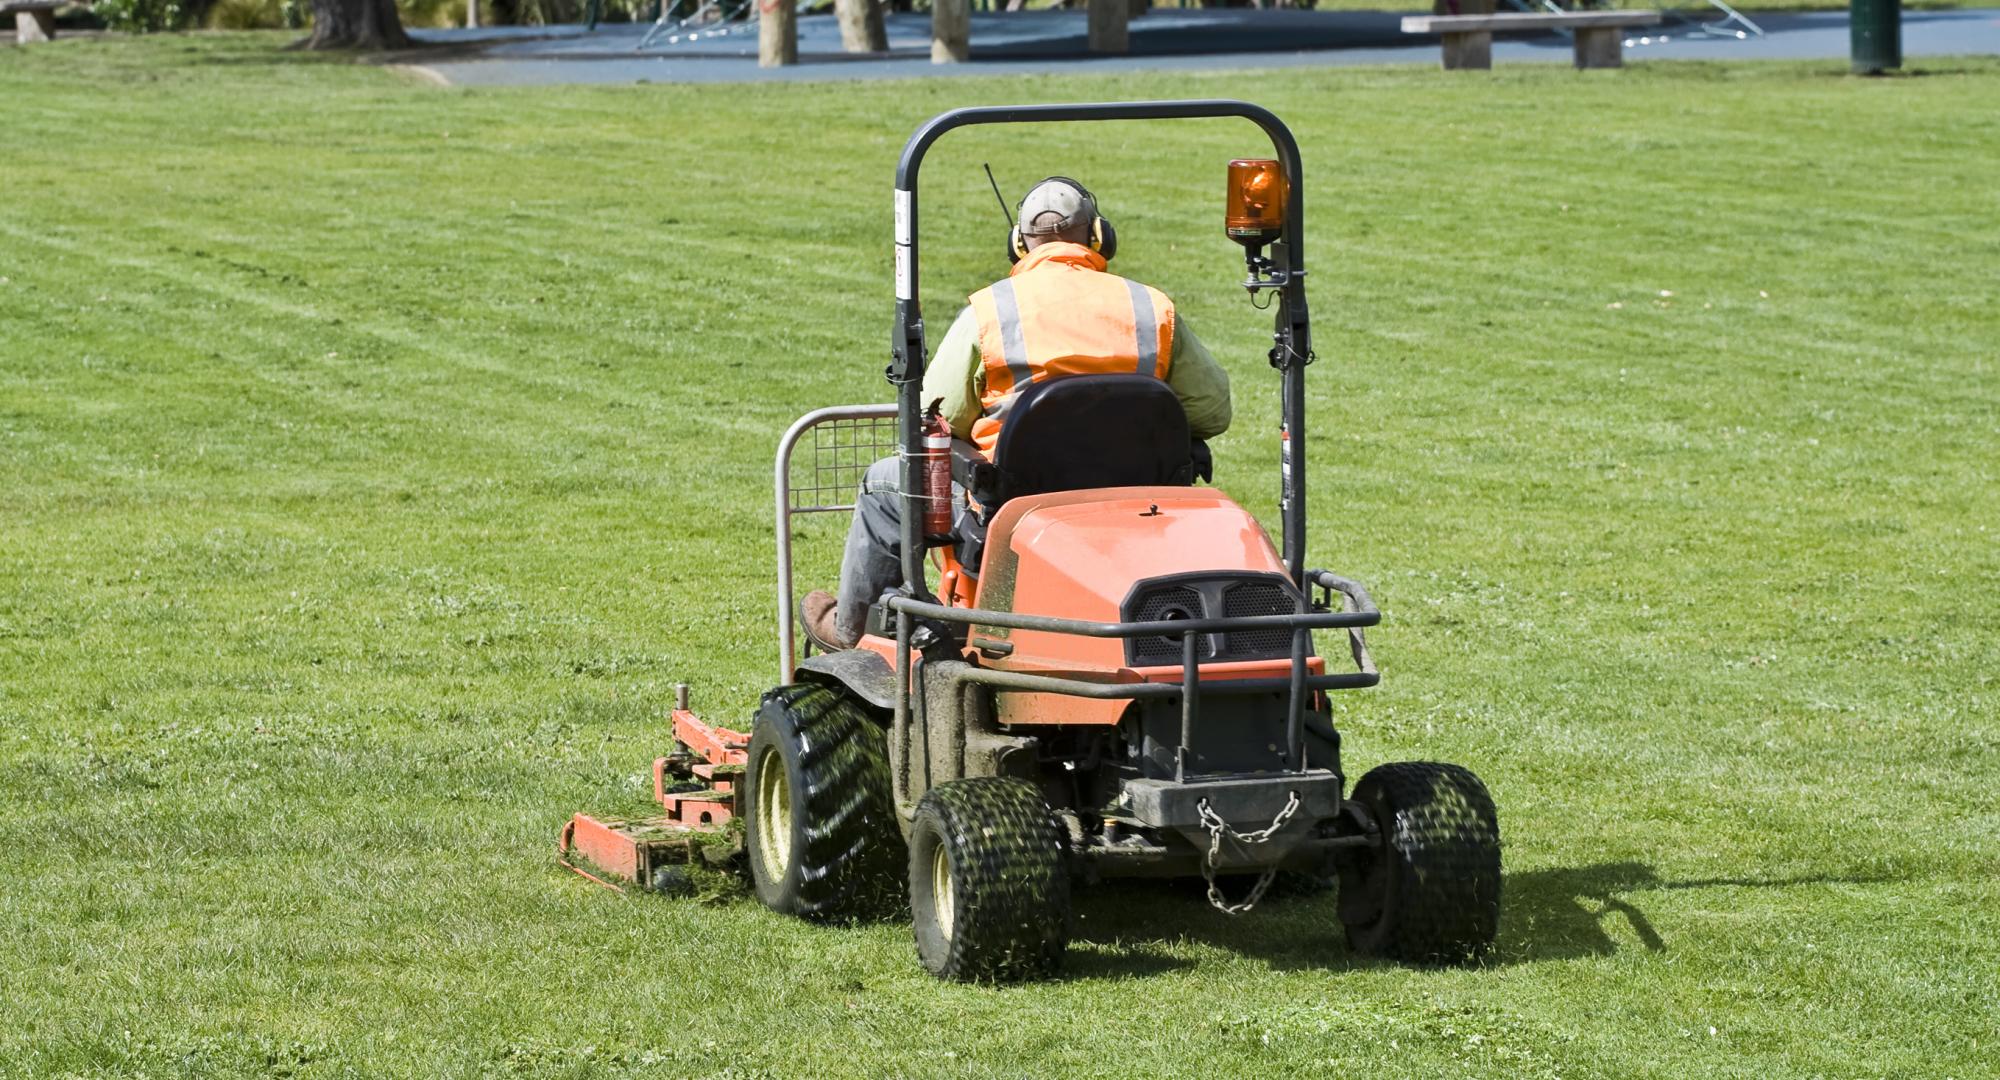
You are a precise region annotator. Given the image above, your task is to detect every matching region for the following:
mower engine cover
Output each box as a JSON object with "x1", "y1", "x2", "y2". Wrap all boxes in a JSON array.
[{"x1": 969, "y1": 486, "x2": 1321, "y2": 725}]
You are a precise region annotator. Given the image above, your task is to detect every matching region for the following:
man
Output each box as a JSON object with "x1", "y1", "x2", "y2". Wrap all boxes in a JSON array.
[{"x1": 802, "y1": 177, "x2": 1233, "y2": 650}]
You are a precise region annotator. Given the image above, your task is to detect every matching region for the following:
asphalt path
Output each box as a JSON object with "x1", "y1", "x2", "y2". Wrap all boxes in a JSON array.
[{"x1": 404, "y1": 8, "x2": 2000, "y2": 86}]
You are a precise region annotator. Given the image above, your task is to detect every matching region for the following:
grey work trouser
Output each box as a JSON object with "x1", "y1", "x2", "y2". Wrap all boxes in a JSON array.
[{"x1": 836, "y1": 456, "x2": 970, "y2": 645}]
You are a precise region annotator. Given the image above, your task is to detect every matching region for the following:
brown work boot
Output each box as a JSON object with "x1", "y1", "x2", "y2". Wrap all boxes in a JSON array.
[{"x1": 801, "y1": 590, "x2": 857, "y2": 651}]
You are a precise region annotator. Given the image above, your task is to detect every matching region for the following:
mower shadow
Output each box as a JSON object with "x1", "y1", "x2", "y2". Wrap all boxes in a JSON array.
[
  {"x1": 1064, "y1": 876, "x2": 1365, "y2": 979},
  {"x1": 1060, "y1": 864, "x2": 1633, "y2": 978},
  {"x1": 1496, "y1": 861, "x2": 1906, "y2": 964},
  {"x1": 1496, "y1": 861, "x2": 1668, "y2": 963},
  {"x1": 1066, "y1": 869, "x2": 1669, "y2": 978},
  {"x1": 1060, "y1": 861, "x2": 1903, "y2": 979}
]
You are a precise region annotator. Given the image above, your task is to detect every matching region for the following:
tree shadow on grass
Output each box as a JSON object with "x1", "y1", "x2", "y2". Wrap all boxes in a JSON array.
[
  {"x1": 1815, "y1": 62, "x2": 1994, "y2": 80},
  {"x1": 187, "y1": 40, "x2": 469, "y2": 67}
]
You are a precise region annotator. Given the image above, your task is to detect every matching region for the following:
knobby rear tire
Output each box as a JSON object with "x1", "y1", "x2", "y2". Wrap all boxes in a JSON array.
[{"x1": 743, "y1": 683, "x2": 904, "y2": 923}]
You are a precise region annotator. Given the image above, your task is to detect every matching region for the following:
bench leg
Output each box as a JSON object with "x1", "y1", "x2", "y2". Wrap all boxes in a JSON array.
[
  {"x1": 15, "y1": 8, "x2": 56, "y2": 43},
  {"x1": 1573, "y1": 26, "x2": 1623, "y2": 68},
  {"x1": 1440, "y1": 30, "x2": 1492, "y2": 70}
]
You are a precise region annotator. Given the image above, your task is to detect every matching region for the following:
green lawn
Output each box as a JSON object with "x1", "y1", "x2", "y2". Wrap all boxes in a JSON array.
[{"x1": 3, "y1": 34, "x2": 1998, "y2": 1079}]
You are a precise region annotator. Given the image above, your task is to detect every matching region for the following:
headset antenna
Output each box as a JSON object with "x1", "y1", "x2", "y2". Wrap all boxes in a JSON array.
[{"x1": 982, "y1": 163, "x2": 1014, "y2": 227}]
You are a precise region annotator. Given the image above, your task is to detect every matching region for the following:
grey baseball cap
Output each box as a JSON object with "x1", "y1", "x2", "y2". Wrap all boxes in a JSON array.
[{"x1": 1018, "y1": 178, "x2": 1096, "y2": 237}]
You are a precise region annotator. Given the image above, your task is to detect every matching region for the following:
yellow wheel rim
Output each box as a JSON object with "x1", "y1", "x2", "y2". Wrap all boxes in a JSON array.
[
  {"x1": 931, "y1": 841, "x2": 954, "y2": 941},
  {"x1": 755, "y1": 745, "x2": 793, "y2": 884}
]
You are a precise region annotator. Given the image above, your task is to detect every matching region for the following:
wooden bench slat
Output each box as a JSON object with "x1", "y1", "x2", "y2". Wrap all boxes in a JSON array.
[
  {"x1": 1400, "y1": 8, "x2": 1660, "y2": 70},
  {"x1": 1402, "y1": 11, "x2": 1662, "y2": 33}
]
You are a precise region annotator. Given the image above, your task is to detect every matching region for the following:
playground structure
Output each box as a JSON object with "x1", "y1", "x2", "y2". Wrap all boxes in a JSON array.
[
  {"x1": 647, "y1": 0, "x2": 1307, "y2": 67},
  {"x1": 629, "y1": 0, "x2": 1764, "y2": 68}
]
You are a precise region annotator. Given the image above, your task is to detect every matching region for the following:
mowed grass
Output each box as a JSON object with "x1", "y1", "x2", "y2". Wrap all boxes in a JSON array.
[{"x1": 3, "y1": 34, "x2": 1998, "y2": 1078}]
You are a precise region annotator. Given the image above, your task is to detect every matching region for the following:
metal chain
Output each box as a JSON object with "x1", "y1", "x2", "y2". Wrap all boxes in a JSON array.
[{"x1": 1196, "y1": 791, "x2": 1302, "y2": 916}]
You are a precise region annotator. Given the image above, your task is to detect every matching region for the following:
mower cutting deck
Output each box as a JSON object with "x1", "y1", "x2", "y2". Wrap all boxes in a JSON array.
[{"x1": 558, "y1": 685, "x2": 749, "y2": 890}]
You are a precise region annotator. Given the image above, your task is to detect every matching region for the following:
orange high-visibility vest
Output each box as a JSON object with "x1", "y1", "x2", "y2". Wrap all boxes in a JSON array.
[{"x1": 965, "y1": 242, "x2": 1175, "y2": 456}]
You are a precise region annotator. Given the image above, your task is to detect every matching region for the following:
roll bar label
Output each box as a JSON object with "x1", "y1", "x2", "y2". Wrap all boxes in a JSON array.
[{"x1": 894, "y1": 189, "x2": 913, "y2": 300}]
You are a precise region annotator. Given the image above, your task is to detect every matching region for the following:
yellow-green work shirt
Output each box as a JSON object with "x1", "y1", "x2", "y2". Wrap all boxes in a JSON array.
[{"x1": 920, "y1": 304, "x2": 1233, "y2": 442}]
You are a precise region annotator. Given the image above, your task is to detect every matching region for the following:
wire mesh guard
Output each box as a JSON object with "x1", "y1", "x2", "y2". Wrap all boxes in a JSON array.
[
  {"x1": 776, "y1": 405, "x2": 898, "y2": 679},
  {"x1": 787, "y1": 412, "x2": 900, "y2": 514}
]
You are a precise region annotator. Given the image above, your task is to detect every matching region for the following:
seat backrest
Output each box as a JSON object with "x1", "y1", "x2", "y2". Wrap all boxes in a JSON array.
[{"x1": 986, "y1": 374, "x2": 1193, "y2": 507}]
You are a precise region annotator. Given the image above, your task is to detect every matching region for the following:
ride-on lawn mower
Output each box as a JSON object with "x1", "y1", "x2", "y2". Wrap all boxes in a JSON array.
[{"x1": 562, "y1": 100, "x2": 1501, "y2": 982}]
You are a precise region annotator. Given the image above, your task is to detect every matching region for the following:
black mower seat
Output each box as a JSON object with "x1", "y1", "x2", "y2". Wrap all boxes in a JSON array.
[
  {"x1": 953, "y1": 374, "x2": 1195, "y2": 576},
  {"x1": 973, "y1": 373, "x2": 1194, "y2": 510}
]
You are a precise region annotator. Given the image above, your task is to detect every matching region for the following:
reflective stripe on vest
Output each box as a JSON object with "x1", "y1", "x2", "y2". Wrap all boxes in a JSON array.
[{"x1": 966, "y1": 242, "x2": 1175, "y2": 456}]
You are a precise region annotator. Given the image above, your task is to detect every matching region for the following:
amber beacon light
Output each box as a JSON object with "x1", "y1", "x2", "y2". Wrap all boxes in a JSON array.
[{"x1": 1225, "y1": 158, "x2": 1287, "y2": 249}]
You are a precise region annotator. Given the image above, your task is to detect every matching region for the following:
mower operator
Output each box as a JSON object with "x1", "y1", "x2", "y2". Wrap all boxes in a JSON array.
[{"x1": 803, "y1": 177, "x2": 1233, "y2": 651}]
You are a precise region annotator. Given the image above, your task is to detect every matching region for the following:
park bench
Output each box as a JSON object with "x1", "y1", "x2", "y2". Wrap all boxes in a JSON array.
[
  {"x1": 1401, "y1": 9, "x2": 1662, "y2": 70},
  {"x1": 4, "y1": 0, "x2": 66, "y2": 44}
]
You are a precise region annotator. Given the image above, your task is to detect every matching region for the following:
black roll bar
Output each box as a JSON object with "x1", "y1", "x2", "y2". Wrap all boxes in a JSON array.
[{"x1": 889, "y1": 101, "x2": 1319, "y2": 775}]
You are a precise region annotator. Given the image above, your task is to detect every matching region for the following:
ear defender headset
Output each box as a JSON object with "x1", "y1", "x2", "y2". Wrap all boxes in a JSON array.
[{"x1": 1008, "y1": 176, "x2": 1118, "y2": 265}]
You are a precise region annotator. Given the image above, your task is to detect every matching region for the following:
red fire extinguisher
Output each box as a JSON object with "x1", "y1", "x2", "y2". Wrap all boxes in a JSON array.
[{"x1": 921, "y1": 400, "x2": 954, "y2": 541}]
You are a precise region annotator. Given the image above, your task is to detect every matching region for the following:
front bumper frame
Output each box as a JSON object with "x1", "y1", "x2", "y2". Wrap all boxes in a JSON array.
[{"x1": 891, "y1": 569, "x2": 1380, "y2": 780}]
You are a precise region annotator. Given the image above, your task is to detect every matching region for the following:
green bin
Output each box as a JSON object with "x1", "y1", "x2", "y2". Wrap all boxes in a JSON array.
[{"x1": 1851, "y1": 0, "x2": 1901, "y2": 73}]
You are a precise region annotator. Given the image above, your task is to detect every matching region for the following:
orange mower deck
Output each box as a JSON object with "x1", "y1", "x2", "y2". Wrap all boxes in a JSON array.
[{"x1": 558, "y1": 690, "x2": 749, "y2": 890}]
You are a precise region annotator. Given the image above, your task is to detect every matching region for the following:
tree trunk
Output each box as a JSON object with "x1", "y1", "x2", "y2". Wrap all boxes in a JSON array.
[
  {"x1": 931, "y1": 0, "x2": 968, "y2": 61},
  {"x1": 1086, "y1": 0, "x2": 1127, "y2": 53},
  {"x1": 836, "y1": 0, "x2": 887, "y2": 51},
  {"x1": 759, "y1": 0, "x2": 797, "y2": 66},
  {"x1": 301, "y1": 0, "x2": 411, "y2": 49}
]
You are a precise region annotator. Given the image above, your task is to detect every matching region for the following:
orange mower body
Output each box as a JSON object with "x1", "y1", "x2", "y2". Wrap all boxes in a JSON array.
[{"x1": 855, "y1": 487, "x2": 1325, "y2": 729}]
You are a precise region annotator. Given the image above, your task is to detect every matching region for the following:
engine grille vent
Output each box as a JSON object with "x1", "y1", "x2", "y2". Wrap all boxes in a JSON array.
[
  {"x1": 1129, "y1": 585, "x2": 1203, "y2": 666},
  {"x1": 1121, "y1": 574, "x2": 1303, "y2": 668},
  {"x1": 1222, "y1": 581, "x2": 1299, "y2": 659}
]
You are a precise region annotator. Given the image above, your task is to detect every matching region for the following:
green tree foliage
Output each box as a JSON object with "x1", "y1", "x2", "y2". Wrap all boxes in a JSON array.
[
  {"x1": 92, "y1": 0, "x2": 191, "y2": 30},
  {"x1": 91, "y1": 0, "x2": 656, "y2": 29}
]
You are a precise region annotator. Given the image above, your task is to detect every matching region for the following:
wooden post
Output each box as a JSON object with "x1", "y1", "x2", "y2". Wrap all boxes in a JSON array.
[
  {"x1": 759, "y1": 0, "x2": 797, "y2": 66},
  {"x1": 1087, "y1": 0, "x2": 1127, "y2": 53},
  {"x1": 1572, "y1": 26, "x2": 1622, "y2": 68},
  {"x1": 932, "y1": 0, "x2": 969, "y2": 62},
  {"x1": 1439, "y1": 29, "x2": 1491, "y2": 69},
  {"x1": 14, "y1": 5, "x2": 56, "y2": 43},
  {"x1": 836, "y1": 0, "x2": 887, "y2": 51}
]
